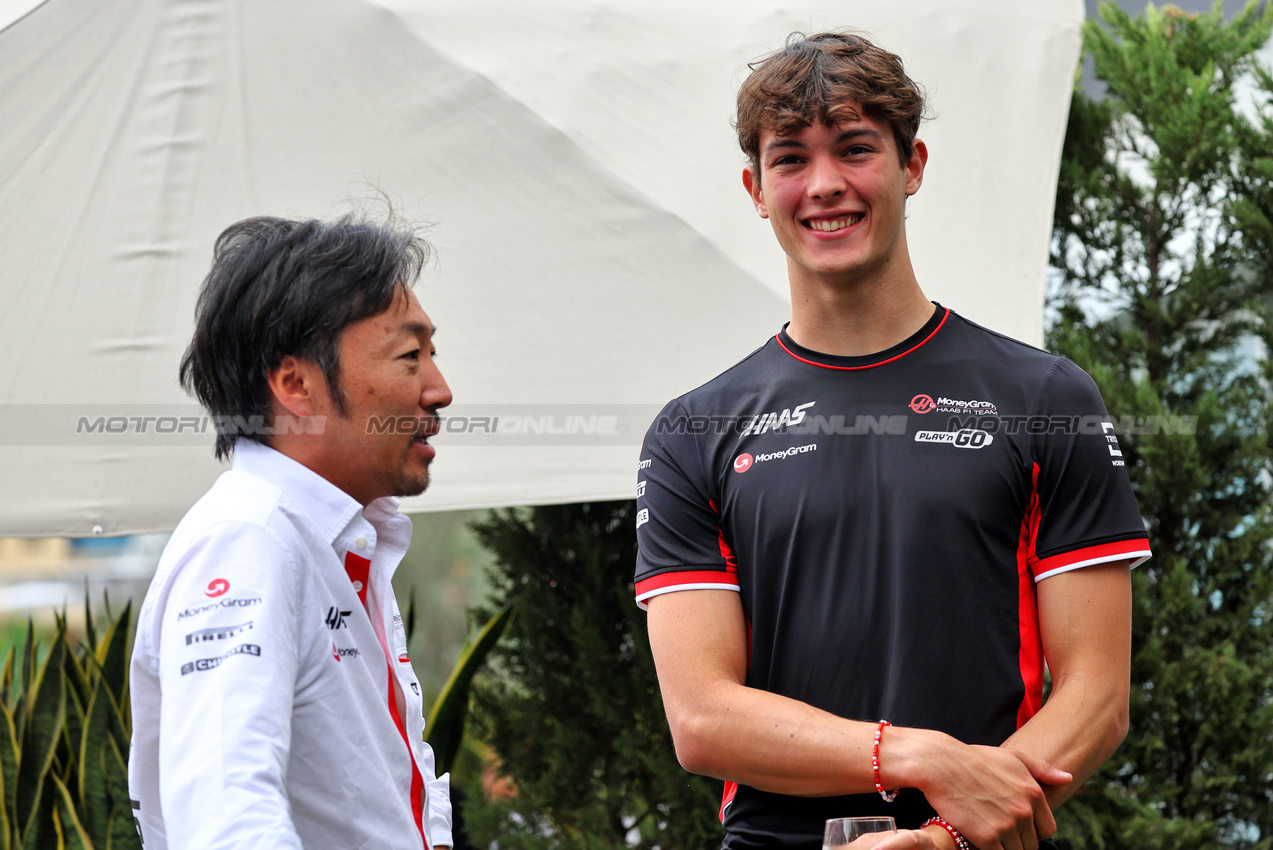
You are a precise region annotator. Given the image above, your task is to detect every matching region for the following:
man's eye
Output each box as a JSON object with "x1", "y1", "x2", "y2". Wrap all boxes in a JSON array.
[{"x1": 403, "y1": 349, "x2": 421, "y2": 361}]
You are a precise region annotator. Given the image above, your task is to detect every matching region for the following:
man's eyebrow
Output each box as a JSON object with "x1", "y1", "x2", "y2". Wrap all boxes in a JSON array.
[
  {"x1": 837, "y1": 127, "x2": 885, "y2": 144},
  {"x1": 763, "y1": 137, "x2": 806, "y2": 154},
  {"x1": 762, "y1": 126, "x2": 886, "y2": 154},
  {"x1": 399, "y1": 320, "x2": 434, "y2": 339}
]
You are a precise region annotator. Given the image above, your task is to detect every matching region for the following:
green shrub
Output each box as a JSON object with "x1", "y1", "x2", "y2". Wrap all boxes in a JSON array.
[{"x1": 1, "y1": 598, "x2": 139, "y2": 850}]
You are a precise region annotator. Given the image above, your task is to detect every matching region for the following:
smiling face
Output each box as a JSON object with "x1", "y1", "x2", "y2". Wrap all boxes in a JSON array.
[
  {"x1": 743, "y1": 108, "x2": 926, "y2": 293},
  {"x1": 306, "y1": 288, "x2": 452, "y2": 505}
]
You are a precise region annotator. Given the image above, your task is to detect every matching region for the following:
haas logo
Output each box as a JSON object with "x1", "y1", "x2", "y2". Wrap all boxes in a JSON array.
[
  {"x1": 909, "y1": 394, "x2": 936, "y2": 414},
  {"x1": 733, "y1": 453, "x2": 754, "y2": 473},
  {"x1": 205, "y1": 578, "x2": 230, "y2": 598}
]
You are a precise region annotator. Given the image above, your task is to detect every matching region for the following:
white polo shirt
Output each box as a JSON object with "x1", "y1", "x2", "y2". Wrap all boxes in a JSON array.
[{"x1": 128, "y1": 441, "x2": 452, "y2": 849}]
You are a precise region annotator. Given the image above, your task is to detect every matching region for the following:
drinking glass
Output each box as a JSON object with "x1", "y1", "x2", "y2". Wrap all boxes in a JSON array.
[{"x1": 823, "y1": 816, "x2": 897, "y2": 849}]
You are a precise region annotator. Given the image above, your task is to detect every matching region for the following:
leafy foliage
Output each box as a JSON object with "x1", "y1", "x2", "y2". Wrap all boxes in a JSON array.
[
  {"x1": 422, "y1": 600, "x2": 513, "y2": 777},
  {"x1": 0, "y1": 598, "x2": 139, "y2": 850},
  {"x1": 1049, "y1": 3, "x2": 1273, "y2": 847},
  {"x1": 462, "y1": 502, "x2": 721, "y2": 850}
]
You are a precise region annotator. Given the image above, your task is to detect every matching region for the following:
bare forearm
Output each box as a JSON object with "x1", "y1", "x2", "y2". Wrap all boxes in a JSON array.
[
  {"x1": 648, "y1": 590, "x2": 1069, "y2": 850},
  {"x1": 1001, "y1": 672, "x2": 1128, "y2": 808},
  {"x1": 666, "y1": 677, "x2": 969, "y2": 797},
  {"x1": 1003, "y1": 562, "x2": 1133, "y2": 809}
]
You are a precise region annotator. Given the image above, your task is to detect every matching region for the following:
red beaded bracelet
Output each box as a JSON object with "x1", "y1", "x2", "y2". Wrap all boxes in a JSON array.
[
  {"x1": 921, "y1": 816, "x2": 971, "y2": 850},
  {"x1": 871, "y1": 719, "x2": 898, "y2": 802}
]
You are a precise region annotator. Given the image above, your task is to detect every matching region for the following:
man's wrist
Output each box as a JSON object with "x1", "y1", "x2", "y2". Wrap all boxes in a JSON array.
[
  {"x1": 875, "y1": 725, "x2": 958, "y2": 794},
  {"x1": 922, "y1": 823, "x2": 959, "y2": 850}
]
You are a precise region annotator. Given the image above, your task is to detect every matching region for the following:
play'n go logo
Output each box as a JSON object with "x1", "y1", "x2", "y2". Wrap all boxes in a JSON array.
[
  {"x1": 733, "y1": 453, "x2": 754, "y2": 473},
  {"x1": 205, "y1": 578, "x2": 230, "y2": 598}
]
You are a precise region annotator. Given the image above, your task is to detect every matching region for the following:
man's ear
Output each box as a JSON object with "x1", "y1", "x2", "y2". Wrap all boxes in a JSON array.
[
  {"x1": 904, "y1": 139, "x2": 928, "y2": 197},
  {"x1": 742, "y1": 166, "x2": 768, "y2": 219},
  {"x1": 267, "y1": 355, "x2": 325, "y2": 418}
]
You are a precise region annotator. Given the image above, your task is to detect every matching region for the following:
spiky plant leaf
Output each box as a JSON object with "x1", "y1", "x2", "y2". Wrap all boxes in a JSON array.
[
  {"x1": 19, "y1": 621, "x2": 35, "y2": 727},
  {"x1": 76, "y1": 687, "x2": 111, "y2": 850},
  {"x1": 405, "y1": 587, "x2": 417, "y2": 646},
  {"x1": 82, "y1": 589, "x2": 97, "y2": 657},
  {"x1": 0, "y1": 714, "x2": 8, "y2": 850},
  {"x1": 101, "y1": 739, "x2": 127, "y2": 815},
  {"x1": 103, "y1": 806, "x2": 140, "y2": 850},
  {"x1": 1, "y1": 648, "x2": 13, "y2": 710},
  {"x1": 16, "y1": 633, "x2": 65, "y2": 841},
  {"x1": 425, "y1": 603, "x2": 513, "y2": 774},
  {"x1": 50, "y1": 776, "x2": 91, "y2": 850},
  {"x1": 93, "y1": 606, "x2": 130, "y2": 716},
  {"x1": 0, "y1": 699, "x2": 17, "y2": 827},
  {"x1": 61, "y1": 687, "x2": 84, "y2": 789},
  {"x1": 60, "y1": 645, "x2": 88, "y2": 718},
  {"x1": 19, "y1": 779, "x2": 53, "y2": 850}
]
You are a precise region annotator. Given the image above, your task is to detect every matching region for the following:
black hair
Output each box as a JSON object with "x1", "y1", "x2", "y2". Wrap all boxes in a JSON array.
[{"x1": 179, "y1": 212, "x2": 430, "y2": 460}]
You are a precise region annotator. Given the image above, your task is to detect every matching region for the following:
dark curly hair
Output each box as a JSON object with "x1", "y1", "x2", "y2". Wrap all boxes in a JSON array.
[{"x1": 736, "y1": 31, "x2": 929, "y2": 170}]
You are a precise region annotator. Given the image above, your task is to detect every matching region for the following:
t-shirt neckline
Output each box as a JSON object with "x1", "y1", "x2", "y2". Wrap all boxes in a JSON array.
[{"x1": 776, "y1": 303, "x2": 949, "y2": 371}]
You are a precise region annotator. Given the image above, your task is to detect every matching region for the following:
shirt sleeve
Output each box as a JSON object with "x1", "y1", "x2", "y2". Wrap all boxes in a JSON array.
[
  {"x1": 155, "y1": 523, "x2": 303, "y2": 850},
  {"x1": 424, "y1": 754, "x2": 453, "y2": 848},
  {"x1": 634, "y1": 399, "x2": 739, "y2": 609},
  {"x1": 1027, "y1": 358, "x2": 1152, "y2": 581}
]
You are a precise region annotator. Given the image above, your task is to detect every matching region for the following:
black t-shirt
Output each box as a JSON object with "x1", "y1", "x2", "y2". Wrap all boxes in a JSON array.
[{"x1": 635, "y1": 306, "x2": 1149, "y2": 849}]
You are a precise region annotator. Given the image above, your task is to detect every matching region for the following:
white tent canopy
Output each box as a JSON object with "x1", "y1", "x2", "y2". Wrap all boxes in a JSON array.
[{"x1": 0, "y1": 0, "x2": 1082, "y2": 537}]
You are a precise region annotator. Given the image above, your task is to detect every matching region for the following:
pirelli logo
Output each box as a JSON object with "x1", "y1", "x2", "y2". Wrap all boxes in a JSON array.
[
  {"x1": 185, "y1": 621, "x2": 253, "y2": 646},
  {"x1": 180, "y1": 643, "x2": 261, "y2": 676}
]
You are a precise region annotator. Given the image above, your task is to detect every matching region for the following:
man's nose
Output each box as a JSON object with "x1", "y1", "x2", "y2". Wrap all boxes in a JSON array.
[
  {"x1": 423, "y1": 365, "x2": 452, "y2": 411},
  {"x1": 807, "y1": 155, "x2": 847, "y2": 199}
]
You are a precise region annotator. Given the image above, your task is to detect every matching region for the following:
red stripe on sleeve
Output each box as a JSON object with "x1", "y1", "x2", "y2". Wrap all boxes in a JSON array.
[
  {"x1": 635, "y1": 570, "x2": 740, "y2": 599},
  {"x1": 1015, "y1": 463, "x2": 1045, "y2": 728},
  {"x1": 719, "y1": 781, "x2": 738, "y2": 823},
  {"x1": 1031, "y1": 538, "x2": 1152, "y2": 580}
]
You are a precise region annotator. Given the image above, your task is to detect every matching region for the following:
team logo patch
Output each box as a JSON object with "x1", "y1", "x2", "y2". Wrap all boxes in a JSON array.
[
  {"x1": 914, "y1": 429, "x2": 995, "y2": 449},
  {"x1": 733, "y1": 453, "x2": 754, "y2": 473},
  {"x1": 909, "y1": 394, "x2": 936, "y2": 414},
  {"x1": 180, "y1": 643, "x2": 260, "y2": 676},
  {"x1": 205, "y1": 578, "x2": 230, "y2": 597}
]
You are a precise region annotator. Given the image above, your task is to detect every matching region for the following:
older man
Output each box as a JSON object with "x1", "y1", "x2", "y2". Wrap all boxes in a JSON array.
[{"x1": 129, "y1": 213, "x2": 454, "y2": 849}]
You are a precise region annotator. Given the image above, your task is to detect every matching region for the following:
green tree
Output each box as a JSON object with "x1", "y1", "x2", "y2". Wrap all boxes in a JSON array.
[
  {"x1": 461, "y1": 501, "x2": 721, "y2": 850},
  {"x1": 1049, "y1": 3, "x2": 1273, "y2": 847}
]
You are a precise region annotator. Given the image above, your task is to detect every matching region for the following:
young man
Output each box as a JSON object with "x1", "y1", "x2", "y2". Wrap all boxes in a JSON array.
[
  {"x1": 128, "y1": 213, "x2": 455, "y2": 849},
  {"x1": 635, "y1": 32, "x2": 1151, "y2": 850}
]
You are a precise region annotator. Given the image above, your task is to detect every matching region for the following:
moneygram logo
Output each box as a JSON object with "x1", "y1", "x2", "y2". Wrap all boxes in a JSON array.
[
  {"x1": 176, "y1": 597, "x2": 262, "y2": 620},
  {"x1": 909, "y1": 394, "x2": 936, "y2": 414},
  {"x1": 205, "y1": 578, "x2": 229, "y2": 597},
  {"x1": 735, "y1": 445, "x2": 818, "y2": 472}
]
